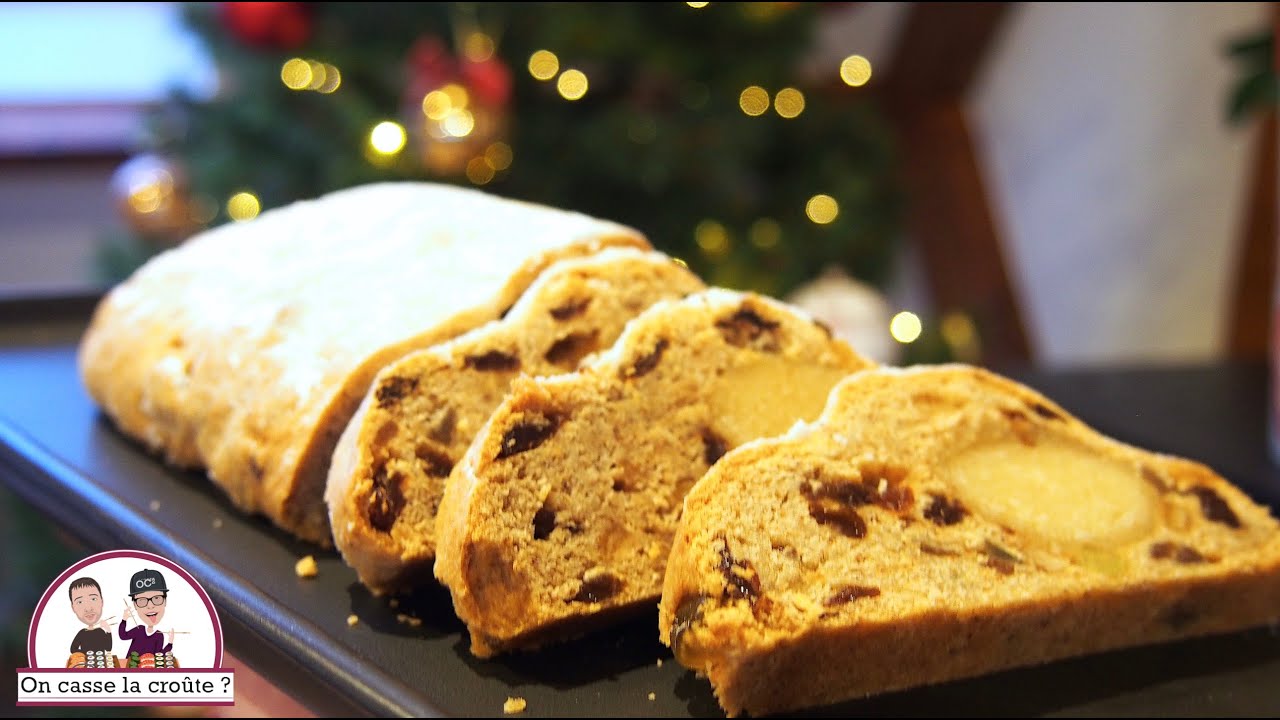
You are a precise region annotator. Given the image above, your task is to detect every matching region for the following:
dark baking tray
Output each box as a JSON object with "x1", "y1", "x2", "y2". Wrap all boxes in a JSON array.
[{"x1": 1, "y1": 295, "x2": 1279, "y2": 717}]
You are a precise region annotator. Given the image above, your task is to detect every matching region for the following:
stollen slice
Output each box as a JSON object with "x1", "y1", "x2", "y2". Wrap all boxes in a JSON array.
[
  {"x1": 434, "y1": 288, "x2": 873, "y2": 656},
  {"x1": 659, "y1": 364, "x2": 1280, "y2": 717}
]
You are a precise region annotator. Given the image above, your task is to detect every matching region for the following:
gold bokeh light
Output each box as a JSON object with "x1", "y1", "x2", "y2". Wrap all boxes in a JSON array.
[
  {"x1": 774, "y1": 87, "x2": 805, "y2": 118},
  {"x1": 441, "y1": 108, "x2": 476, "y2": 138},
  {"x1": 484, "y1": 142, "x2": 513, "y2": 171},
  {"x1": 739, "y1": 86, "x2": 770, "y2": 116},
  {"x1": 528, "y1": 50, "x2": 560, "y2": 81},
  {"x1": 369, "y1": 121, "x2": 407, "y2": 155},
  {"x1": 840, "y1": 54, "x2": 873, "y2": 87},
  {"x1": 805, "y1": 194, "x2": 839, "y2": 224},
  {"x1": 695, "y1": 220, "x2": 730, "y2": 257},
  {"x1": 466, "y1": 156, "x2": 496, "y2": 185},
  {"x1": 749, "y1": 218, "x2": 781, "y2": 249},
  {"x1": 890, "y1": 311, "x2": 922, "y2": 344},
  {"x1": 280, "y1": 58, "x2": 312, "y2": 90},
  {"x1": 557, "y1": 69, "x2": 589, "y2": 100},
  {"x1": 464, "y1": 32, "x2": 495, "y2": 63},
  {"x1": 226, "y1": 191, "x2": 261, "y2": 222},
  {"x1": 687, "y1": 2, "x2": 710, "y2": 7}
]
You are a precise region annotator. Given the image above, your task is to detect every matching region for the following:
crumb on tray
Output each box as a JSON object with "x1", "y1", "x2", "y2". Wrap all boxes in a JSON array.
[
  {"x1": 648, "y1": 692, "x2": 656, "y2": 701},
  {"x1": 294, "y1": 555, "x2": 318, "y2": 578},
  {"x1": 503, "y1": 696, "x2": 527, "y2": 714},
  {"x1": 346, "y1": 614, "x2": 359, "y2": 627},
  {"x1": 149, "y1": 499, "x2": 161, "y2": 512},
  {"x1": 212, "y1": 517, "x2": 223, "y2": 529}
]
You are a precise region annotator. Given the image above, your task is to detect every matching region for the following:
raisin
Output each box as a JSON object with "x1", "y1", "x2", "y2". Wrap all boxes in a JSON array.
[
  {"x1": 572, "y1": 569, "x2": 622, "y2": 603},
  {"x1": 701, "y1": 429, "x2": 728, "y2": 466},
  {"x1": 625, "y1": 338, "x2": 669, "y2": 379},
  {"x1": 414, "y1": 444, "x2": 453, "y2": 478},
  {"x1": 544, "y1": 331, "x2": 598, "y2": 368},
  {"x1": 1030, "y1": 402, "x2": 1063, "y2": 421},
  {"x1": 1188, "y1": 486, "x2": 1241, "y2": 529},
  {"x1": 1001, "y1": 408, "x2": 1037, "y2": 446},
  {"x1": 496, "y1": 412, "x2": 563, "y2": 460},
  {"x1": 985, "y1": 556, "x2": 1016, "y2": 575},
  {"x1": 1141, "y1": 466, "x2": 1169, "y2": 493},
  {"x1": 549, "y1": 297, "x2": 591, "y2": 320},
  {"x1": 717, "y1": 543, "x2": 762, "y2": 604},
  {"x1": 920, "y1": 542, "x2": 960, "y2": 556},
  {"x1": 498, "y1": 304, "x2": 514, "y2": 320},
  {"x1": 1150, "y1": 541, "x2": 1209, "y2": 564},
  {"x1": 800, "y1": 466, "x2": 914, "y2": 539},
  {"x1": 669, "y1": 594, "x2": 707, "y2": 662},
  {"x1": 375, "y1": 376, "x2": 418, "y2": 408},
  {"x1": 427, "y1": 406, "x2": 457, "y2": 445},
  {"x1": 824, "y1": 585, "x2": 881, "y2": 606},
  {"x1": 924, "y1": 494, "x2": 968, "y2": 526},
  {"x1": 716, "y1": 305, "x2": 781, "y2": 351},
  {"x1": 367, "y1": 465, "x2": 406, "y2": 532},
  {"x1": 813, "y1": 318, "x2": 834, "y2": 338},
  {"x1": 464, "y1": 350, "x2": 520, "y2": 372},
  {"x1": 532, "y1": 506, "x2": 556, "y2": 540}
]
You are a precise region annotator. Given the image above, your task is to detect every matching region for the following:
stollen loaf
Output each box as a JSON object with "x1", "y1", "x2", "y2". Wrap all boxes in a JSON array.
[{"x1": 79, "y1": 182, "x2": 647, "y2": 543}]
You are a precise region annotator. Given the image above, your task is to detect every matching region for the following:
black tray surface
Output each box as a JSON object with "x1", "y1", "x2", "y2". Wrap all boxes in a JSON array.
[{"x1": 2, "y1": 304, "x2": 1278, "y2": 717}]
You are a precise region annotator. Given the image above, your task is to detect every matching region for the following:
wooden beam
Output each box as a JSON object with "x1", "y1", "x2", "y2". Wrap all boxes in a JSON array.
[{"x1": 881, "y1": 1, "x2": 1030, "y2": 365}]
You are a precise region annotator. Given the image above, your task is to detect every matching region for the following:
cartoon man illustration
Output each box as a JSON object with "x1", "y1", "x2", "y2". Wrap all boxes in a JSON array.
[
  {"x1": 119, "y1": 568, "x2": 174, "y2": 656},
  {"x1": 68, "y1": 577, "x2": 113, "y2": 653}
]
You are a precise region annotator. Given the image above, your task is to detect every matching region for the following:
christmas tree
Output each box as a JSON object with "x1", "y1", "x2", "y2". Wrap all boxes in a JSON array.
[{"x1": 107, "y1": 1, "x2": 900, "y2": 301}]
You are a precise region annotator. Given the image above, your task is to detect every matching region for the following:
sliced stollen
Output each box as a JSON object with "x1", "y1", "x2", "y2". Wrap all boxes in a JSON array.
[
  {"x1": 434, "y1": 289, "x2": 874, "y2": 657},
  {"x1": 327, "y1": 248, "x2": 705, "y2": 592},
  {"x1": 78, "y1": 182, "x2": 647, "y2": 543},
  {"x1": 658, "y1": 365, "x2": 1280, "y2": 717}
]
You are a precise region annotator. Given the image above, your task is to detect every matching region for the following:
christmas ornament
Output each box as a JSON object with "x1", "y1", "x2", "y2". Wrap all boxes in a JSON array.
[
  {"x1": 786, "y1": 267, "x2": 896, "y2": 364},
  {"x1": 110, "y1": 155, "x2": 205, "y2": 244},
  {"x1": 221, "y1": 2, "x2": 312, "y2": 50}
]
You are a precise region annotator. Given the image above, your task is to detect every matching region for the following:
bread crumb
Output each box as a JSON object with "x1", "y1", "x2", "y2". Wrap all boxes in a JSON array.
[
  {"x1": 656, "y1": 658, "x2": 663, "y2": 667},
  {"x1": 503, "y1": 696, "x2": 526, "y2": 714},
  {"x1": 648, "y1": 692, "x2": 656, "y2": 701},
  {"x1": 211, "y1": 517, "x2": 223, "y2": 529},
  {"x1": 149, "y1": 499, "x2": 161, "y2": 512},
  {"x1": 294, "y1": 555, "x2": 318, "y2": 578},
  {"x1": 346, "y1": 614, "x2": 359, "y2": 627}
]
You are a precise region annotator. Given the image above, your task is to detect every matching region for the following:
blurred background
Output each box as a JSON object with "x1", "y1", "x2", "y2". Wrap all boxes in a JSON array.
[{"x1": 1, "y1": 2, "x2": 1277, "y2": 714}]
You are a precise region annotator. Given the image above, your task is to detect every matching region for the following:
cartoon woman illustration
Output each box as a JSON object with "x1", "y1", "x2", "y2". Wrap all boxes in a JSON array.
[{"x1": 118, "y1": 568, "x2": 174, "y2": 656}]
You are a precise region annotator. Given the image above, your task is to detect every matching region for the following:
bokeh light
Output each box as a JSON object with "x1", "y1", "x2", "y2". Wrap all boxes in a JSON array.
[
  {"x1": 528, "y1": 50, "x2": 560, "y2": 81},
  {"x1": 369, "y1": 121, "x2": 407, "y2": 155},
  {"x1": 226, "y1": 191, "x2": 261, "y2": 222},
  {"x1": 739, "y1": 86, "x2": 770, "y2": 116},
  {"x1": 840, "y1": 54, "x2": 873, "y2": 87},
  {"x1": 805, "y1": 194, "x2": 839, "y2": 224},
  {"x1": 890, "y1": 311, "x2": 922, "y2": 344},
  {"x1": 557, "y1": 69, "x2": 589, "y2": 100}
]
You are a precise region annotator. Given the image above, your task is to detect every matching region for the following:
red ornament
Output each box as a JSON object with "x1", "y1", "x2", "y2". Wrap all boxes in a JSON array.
[
  {"x1": 461, "y1": 57, "x2": 512, "y2": 108},
  {"x1": 221, "y1": 2, "x2": 312, "y2": 49}
]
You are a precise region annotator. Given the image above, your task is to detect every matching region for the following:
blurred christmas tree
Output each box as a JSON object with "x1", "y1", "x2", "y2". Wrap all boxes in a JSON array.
[{"x1": 105, "y1": 1, "x2": 901, "y2": 300}]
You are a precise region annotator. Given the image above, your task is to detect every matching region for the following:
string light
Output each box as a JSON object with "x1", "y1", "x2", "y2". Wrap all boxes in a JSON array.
[
  {"x1": 695, "y1": 220, "x2": 730, "y2": 258},
  {"x1": 805, "y1": 194, "x2": 839, "y2": 224},
  {"x1": 316, "y1": 64, "x2": 341, "y2": 93},
  {"x1": 739, "y1": 86, "x2": 770, "y2": 116},
  {"x1": 528, "y1": 50, "x2": 560, "y2": 81},
  {"x1": 464, "y1": 32, "x2": 495, "y2": 63},
  {"x1": 369, "y1": 121, "x2": 407, "y2": 155},
  {"x1": 281, "y1": 58, "x2": 340, "y2": 93},
  {"x1": 749, "y1": 218, "x2": 781, "y2": 249},
  {"x1": 557, "y1": 69, "x2": 589, "y2": 100},
  {"x1": 226, "y1": 191, "x2": 261, "y2": 222},
  {"x1": 441, "y1": 108, "x2": 476, "y2": 138},
  {"x1": 890, "y1": 311, "x2": 922, "y2": 344},
  {"x1": 774, "y1": 88, "x2": 805, "y2": 118},
  {"x1": 280, "y1": 58, "x2": 311, "y2": 90},
  {"x1": 484, "y1": 142, "x2": 513, "y2": 171},
  {"x1": 466, "y1": 156, "x2": 495, "y2": 185},
  {"x1": 840, "y1": 55, "x2": 873, "y2": 87}
]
